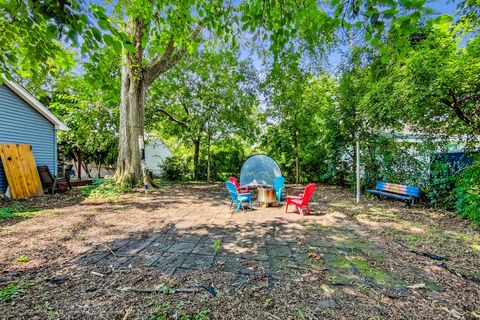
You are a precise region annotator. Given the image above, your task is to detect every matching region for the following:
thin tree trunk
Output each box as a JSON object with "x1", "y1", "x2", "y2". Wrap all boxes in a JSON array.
[
  {"x1": 73, "y1": 149, "x2": 82, "y2": 180},
  {"x1": 82, "y1": 161, "x2": 92, "y2": 178},
  {"x1": 193, "y1": 137, "x2": 201, "y2": 180},
  {"x1": 294, "y1": 130, "x2": 299, "y2": 184},
  {"x1": 97, "y1": 162, "x2": 102, "y2": 179}
]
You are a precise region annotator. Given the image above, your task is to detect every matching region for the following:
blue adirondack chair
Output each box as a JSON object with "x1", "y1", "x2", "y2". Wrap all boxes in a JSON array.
[
  {"x1": 226, "y1": 181, "x2": 252, "y2": 212},
  {"x1": 274, "y1": 176, "x2": 285, "y2": 202}
]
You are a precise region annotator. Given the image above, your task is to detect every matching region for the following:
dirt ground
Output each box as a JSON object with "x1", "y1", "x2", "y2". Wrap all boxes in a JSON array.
[{"x1": 0, "y1": 183, "x2": 479, "y2": 320}]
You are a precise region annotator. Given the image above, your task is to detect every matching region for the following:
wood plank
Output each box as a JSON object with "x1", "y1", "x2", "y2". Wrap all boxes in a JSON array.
[{"x1": 0, "y1": 144, "x2": 44, "y2": 199}]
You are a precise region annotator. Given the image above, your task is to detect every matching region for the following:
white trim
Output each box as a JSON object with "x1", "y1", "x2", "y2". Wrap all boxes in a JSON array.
[{"x1": 2, "y1": 77, "x2": 68, "y2": 131}]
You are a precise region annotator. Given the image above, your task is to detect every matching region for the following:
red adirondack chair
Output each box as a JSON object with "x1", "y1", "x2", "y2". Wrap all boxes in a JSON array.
[
  {"x1": 285, "y1": 183, "x2": 316, "y2": 216},
  {"x1": 229, "y1": 176, "x2": 249, "y2": 193}
]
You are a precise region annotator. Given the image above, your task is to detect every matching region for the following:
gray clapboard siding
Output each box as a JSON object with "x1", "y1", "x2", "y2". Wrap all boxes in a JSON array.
[{"x1": 0, "y1": 84, "x2": 57, "y2": 193}]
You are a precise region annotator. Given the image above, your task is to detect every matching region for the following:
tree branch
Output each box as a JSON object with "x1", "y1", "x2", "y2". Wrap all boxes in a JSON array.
[
  {"x1": 158, "y1": 108, "x2": 189, "y2": 127},
  {"x1": 441, "y1": 96, "x2": 473, "y2": 126},
  {"x1": 144, "y1": 25, "x2": 203, "y2": 86}
]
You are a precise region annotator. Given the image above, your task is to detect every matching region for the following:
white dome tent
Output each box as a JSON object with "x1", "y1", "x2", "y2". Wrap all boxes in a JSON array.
[{"x1": 240, "y1": 154, "x2": 282, "y2": 187}]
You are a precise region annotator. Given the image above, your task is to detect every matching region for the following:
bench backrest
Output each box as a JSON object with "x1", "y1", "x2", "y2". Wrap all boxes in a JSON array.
[
  {"x1": 375, "y1": 181, "x2": 420, "y2": 198},
  {"x1": 37, "y1": 165, "x2": 55, "y2": 187}
]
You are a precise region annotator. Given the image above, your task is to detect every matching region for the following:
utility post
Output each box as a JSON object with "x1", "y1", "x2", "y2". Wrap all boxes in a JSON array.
[{"x1": 356, "y1": 140, "x2": 360, "y2": 204}]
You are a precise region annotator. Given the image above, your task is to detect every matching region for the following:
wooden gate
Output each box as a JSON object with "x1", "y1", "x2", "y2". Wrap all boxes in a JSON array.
[{"x1": 0, "y1": 144, "x2": 44, "y2": 199}]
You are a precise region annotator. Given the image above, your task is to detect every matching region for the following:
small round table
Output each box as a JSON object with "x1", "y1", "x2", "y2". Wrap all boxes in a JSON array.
[{"x1": 257, "y1": 186, "x2": 278, "y2": 208}]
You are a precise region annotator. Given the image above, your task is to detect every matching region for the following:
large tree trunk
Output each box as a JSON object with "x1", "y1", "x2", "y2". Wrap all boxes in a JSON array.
[
  {"x1": 115, "y1": 67, "x2": 146, "y2": 186},
  {"x1": 113, "y1": 19, "x2": 199, "y2": 187},
  {"x1": 114, "y1": 17, "x2": 146, "y2": 186}
]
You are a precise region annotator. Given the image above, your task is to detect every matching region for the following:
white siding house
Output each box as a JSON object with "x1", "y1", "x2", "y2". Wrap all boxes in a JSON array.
[{"x1": 145, "y1": 137, "x2": 173, "y2": 176}]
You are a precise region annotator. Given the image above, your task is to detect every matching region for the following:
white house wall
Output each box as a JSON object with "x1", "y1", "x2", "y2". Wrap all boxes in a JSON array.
[{"x1": 145, "y1": 139, "x2": 173, "y2": 176}]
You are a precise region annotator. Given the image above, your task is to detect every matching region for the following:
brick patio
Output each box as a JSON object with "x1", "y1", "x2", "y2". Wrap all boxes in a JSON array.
[{"x1": 77, "y1": 184, "x2": 327, "y2": 281}]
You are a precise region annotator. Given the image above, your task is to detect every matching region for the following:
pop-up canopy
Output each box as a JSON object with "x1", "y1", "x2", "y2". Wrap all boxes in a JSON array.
[{"x1": 240, "y1": 155, "x2": 282, "y2": 187}]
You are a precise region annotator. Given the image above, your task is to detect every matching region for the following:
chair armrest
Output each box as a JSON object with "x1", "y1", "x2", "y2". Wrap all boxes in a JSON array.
[{"x1": 287, "y1": 195, "x2": 302, "y2": 200}]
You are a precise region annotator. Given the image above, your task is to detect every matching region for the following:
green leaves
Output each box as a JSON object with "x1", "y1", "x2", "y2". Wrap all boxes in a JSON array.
[{"x1": 434, "y1": 14, "x2": 454, "y2": 25}]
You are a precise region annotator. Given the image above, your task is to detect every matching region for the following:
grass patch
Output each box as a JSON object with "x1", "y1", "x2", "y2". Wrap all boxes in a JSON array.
[
  {"x1": 403, "y1": 234, "x2": 421, "y2": 246},
  {"x1": 213, "y1": 240, "x2": 221, "y2": 254},
  {"x1": 0, "y1": 205, "x2": 39, "y2": 220},
  {"x1": 16, "y1": 255, "x2": 31, "y2": 263},
  {"x1": 0, "y1": 282, "x2": 23, "y2": 302},
  {"x1": 81, "y1": 178, "x2": 129, "y2": 200}
]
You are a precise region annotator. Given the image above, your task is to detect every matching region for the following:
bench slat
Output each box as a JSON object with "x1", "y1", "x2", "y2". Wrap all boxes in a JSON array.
[{"x1": 367, "y1": 189, "x2": 411, "y2": 201}]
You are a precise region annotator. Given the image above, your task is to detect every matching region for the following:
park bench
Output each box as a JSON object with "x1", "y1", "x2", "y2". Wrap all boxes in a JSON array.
[{"x1": 367, "y1": 181, "x2": 420, "y2": 206}]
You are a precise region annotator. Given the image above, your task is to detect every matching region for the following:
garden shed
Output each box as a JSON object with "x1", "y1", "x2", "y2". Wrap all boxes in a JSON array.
[{"x1": 0, "y1": 78, "x2": 68, "y2": 194}]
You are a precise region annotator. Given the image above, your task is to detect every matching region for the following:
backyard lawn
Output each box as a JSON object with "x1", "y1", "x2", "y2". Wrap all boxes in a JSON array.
[{"x1": 0, "y1": 184, "x2": 479, "y2": 319}]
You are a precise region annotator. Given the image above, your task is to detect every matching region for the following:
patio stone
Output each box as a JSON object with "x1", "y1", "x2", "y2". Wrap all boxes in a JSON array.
[
  {"x1": 266, "y1": 244, "x2": 292, "y2": 257},
  {"x1": 66, "y1": 182, "x2": 446, "y2": 314},
  {"x1": 181, "y1": 254, "x2": 215, "y2": 269},
  {"x1": 167, "y1": 242, "x2": 197, "y2": 254},
  {"x1": 212, "y1": 255, "x2": 242, "y2": 273},
  {"x1": 126, "y1": 251, "x2": 164, "y2": 267},
  {"x1": 175, "y1": 234, "x2": 204, "y2": 243},
  {"x1": 240, "y1": 247, "x2": 269, "y2": 261},
  {"x1": 192, "y1": 241, "x2": 217, "y2": 255},
  {"x1": 153, "y1": 252, "x2": 188, "y2": 271}
]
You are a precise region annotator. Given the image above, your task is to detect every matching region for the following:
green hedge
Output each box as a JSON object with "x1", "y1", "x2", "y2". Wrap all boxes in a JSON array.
[{"x1": 455, "y1": 159, "x2": 480, "y2": 224}]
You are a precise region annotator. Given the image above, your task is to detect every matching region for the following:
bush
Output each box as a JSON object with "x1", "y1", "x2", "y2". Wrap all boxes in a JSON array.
[
  {"x1": 426, "y1": 161, "x2": 457, "y2": 209},
  {"x1": 160, "y1": 156, "x2": 189, "y2": 181},
  {"x1": 455, "y1": 160, "x2": 480, "y2": 224}
]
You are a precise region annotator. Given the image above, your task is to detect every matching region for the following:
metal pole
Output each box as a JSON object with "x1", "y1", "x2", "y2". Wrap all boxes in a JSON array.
[{"x1": 356, "y1": 140, "x2": 360, "y2": 204}]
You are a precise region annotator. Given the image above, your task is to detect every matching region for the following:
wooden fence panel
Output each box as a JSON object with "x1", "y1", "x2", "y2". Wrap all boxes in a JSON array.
[{"x1": 0, "y1": 144, "x2": 44, "y2": 199}]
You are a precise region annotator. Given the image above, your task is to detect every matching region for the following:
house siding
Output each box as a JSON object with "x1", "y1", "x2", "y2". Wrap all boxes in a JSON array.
[{"x1": 0, "y1": 84, "x2": 57, "y2": 193}]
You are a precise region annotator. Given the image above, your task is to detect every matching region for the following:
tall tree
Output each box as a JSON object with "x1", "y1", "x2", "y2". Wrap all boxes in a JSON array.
[
  {"x1": 47, "y1": 48, "x2": 121, "y2": 177},
  {"x1": 261, "y1": 53, "x2": 335, "y2": 183},
  {"x1": 147, "y1": 49, "x2": 258, "y2": 180}
]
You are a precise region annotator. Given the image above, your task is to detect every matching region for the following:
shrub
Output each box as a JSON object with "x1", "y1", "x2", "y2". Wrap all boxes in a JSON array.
[
  {"x1": 427, "y1": 161, "x2": 457, "y2": 209},
  {"x1": 160, "y1": 156, "x2": 189, "y2": 181},
  {"x1": 455, "y1": 160, "x2": 480, "y2": 224}
]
